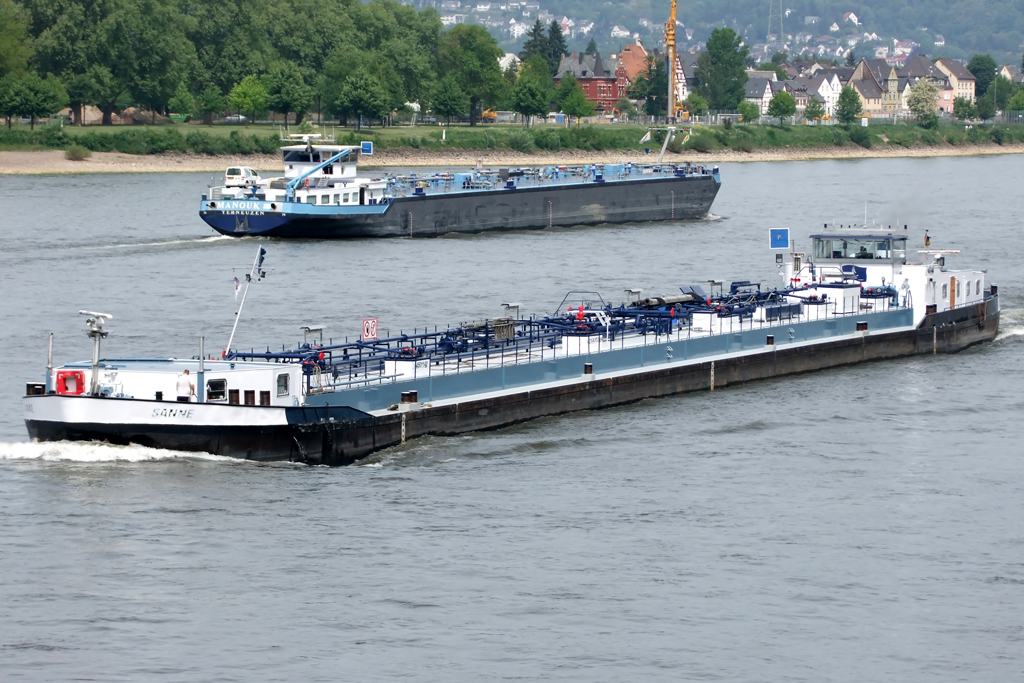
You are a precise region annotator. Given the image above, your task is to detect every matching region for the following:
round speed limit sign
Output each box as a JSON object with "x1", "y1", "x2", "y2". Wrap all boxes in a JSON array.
[{"x1": 362, "y1": 318, "x2": 378, "y2": 341}]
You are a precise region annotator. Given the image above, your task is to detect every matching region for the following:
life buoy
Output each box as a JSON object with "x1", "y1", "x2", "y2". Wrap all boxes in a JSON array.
[{"x1": 55, "y1": 370, "x2": 85, "y2": 395}]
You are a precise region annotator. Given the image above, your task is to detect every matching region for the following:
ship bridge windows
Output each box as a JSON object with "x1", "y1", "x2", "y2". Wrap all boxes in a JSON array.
[
  {"x1": 207, "y1": 379, "x2": 226, "y2": 401},
  {"x1": 813, "y1": 237, "x2": 907, "y2": 260}
]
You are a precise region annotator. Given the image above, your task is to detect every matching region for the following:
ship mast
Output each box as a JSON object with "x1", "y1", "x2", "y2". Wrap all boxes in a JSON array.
[{"x1": 665, "y1": 0, "x2": 677, "y2": 122}]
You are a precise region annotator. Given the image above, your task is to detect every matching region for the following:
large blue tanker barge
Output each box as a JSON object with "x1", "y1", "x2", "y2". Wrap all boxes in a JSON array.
[
  {"x1": 199, "y1": 135, "x2": 721, "y2": 238},
  {"x1": 23, "y1": 226, "x2": 998, "y2": 465}
]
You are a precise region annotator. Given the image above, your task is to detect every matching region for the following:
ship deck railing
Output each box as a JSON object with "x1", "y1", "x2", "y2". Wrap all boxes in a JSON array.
[
  {"x1": 226, "y1": 291, "x2": 904, "y2": 396},
  {"x1": 385, "y1": 162, "x2": 716, "y2": 199}
]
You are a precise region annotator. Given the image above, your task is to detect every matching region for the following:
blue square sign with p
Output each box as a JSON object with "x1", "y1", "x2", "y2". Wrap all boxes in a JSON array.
[
  {"x1": 361, "y1": 141, "x2": 373, "y2": 155},
  {"x1": 770, "y1": 228, "x2": 789, "y2": 249}
]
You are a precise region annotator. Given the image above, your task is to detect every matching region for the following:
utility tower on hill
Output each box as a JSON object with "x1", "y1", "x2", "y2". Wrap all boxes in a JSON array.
[{"x1": 767, "y1": 0, "x2": 784, "y2": 53}]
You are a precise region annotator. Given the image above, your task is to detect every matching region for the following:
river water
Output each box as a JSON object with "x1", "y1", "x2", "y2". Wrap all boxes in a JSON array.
[{"x1": 1, "y1": 156, "x2": 1022, "y2": 681}]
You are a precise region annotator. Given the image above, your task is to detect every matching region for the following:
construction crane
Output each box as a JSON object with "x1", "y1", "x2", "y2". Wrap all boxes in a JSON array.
[{"x1": 664, "y1": 0, "x2": 677, "y2": 121}]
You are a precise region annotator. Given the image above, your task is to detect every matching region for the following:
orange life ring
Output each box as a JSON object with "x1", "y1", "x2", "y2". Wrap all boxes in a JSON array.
[{"x1": 303, "y1": 178, "x2": 309, "y2": 188}]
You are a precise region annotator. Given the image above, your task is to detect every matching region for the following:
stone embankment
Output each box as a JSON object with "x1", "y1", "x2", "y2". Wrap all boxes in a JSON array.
[{"x1": 2, "y1": 143, "x2": 1022, "y2": 175}]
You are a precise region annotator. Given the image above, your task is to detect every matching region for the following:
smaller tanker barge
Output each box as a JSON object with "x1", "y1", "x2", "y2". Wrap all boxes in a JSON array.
[
  {"x1": 23, "y1": 225, "x2": 999, "y2": 465},
  {"x1": 199, "y1": 134, "x2": 720, "y2": 238}
]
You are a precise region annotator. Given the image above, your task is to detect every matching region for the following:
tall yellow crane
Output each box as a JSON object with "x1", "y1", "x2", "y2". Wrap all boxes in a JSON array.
[{"x1": 664, "y1": 0, "x2": 677, "y2": 121}]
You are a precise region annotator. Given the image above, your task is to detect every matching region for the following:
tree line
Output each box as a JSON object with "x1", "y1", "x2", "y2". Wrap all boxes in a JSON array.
[
  {"x1": 0, "y1": 0, "x2": 502, "y2": 127},
  {"x1": 0, "y1": 0, "x2": 614, "y2": 129}
]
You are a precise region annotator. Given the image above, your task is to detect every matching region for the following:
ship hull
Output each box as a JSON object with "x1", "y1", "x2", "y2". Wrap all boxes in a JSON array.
[
  {"x1": 24, "y1": 296, "x2": 999, "y2": 466},
  {"x1": 200, "y1": 173, "x2": 721, "y2": 238}
]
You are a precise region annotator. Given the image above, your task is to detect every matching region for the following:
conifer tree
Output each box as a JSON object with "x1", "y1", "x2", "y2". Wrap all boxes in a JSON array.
[
  {"x1": 547, "y1": 21, "x2": 568, "y2": 76},
  {"x1": 519, "y1": 20, "x2": 547, "y2": 62}
]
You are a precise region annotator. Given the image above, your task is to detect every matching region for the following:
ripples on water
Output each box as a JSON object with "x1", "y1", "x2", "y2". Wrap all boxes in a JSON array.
[{"x1": 1, "y1": 158, "x2": 1022, "y2": 681}]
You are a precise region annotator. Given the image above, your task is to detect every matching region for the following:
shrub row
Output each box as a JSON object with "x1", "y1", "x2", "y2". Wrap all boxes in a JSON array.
[
  {"x1": 0, "y1": 126, "x2": 284, "y2": 155},
  {"x1": 2, "y1": 122, "x2": 1023, "y2": 156}
]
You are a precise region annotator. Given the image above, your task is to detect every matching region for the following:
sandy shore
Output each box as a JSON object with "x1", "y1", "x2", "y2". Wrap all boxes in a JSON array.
[{"x1": 2, "y1": 143, "x2": 1022, "y2": 175}]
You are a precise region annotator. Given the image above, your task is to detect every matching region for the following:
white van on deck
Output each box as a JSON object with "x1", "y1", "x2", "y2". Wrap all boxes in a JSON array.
[{"x1": 225, "y1": 167, "x2": 261, "y2": 188}]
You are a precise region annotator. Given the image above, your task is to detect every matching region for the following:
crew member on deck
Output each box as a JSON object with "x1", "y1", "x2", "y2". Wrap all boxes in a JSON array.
[{"x1": 177, "y1": 369, "x2": 194, "y2": 403}]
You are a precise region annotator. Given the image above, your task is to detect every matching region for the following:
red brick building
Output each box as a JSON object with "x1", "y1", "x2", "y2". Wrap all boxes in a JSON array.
[{"x1": 554, "y1": 52, "x2": 630, "y2": 113}]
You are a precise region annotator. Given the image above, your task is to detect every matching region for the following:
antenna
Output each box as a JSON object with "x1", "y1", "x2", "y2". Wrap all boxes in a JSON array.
[
  {"x1": 224, "y1": 245, "x2": 267, "y2": 358},
  {"x1": 768, "y1": 0, "x2": 784, "y2": 53},
  {"x1": 79, "y1": 310, "x2": 112, "y2": 395}
]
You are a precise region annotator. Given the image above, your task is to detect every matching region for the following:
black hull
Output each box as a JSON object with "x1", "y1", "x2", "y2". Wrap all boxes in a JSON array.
[
  {"x1": 26, "y1": 298, "x2": 999, "y2": 466},
  {"x1": 202, "y1": 174, "x2": 721, "y2": 239}
]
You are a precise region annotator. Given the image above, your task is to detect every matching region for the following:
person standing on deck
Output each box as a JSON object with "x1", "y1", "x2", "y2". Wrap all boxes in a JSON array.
[{"x1": 177, "y1": 369, "x2": 194, "y2": 403}]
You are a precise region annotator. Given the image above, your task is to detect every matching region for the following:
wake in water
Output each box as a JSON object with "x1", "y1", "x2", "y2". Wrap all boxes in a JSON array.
[
  {"x1": 0, "y1": 440, "x2": 234, "y2": 463},
  {"x1": 995, "y1": 308, "x2": 1024, "y2": 342},
  {"x1": 86, "y1": 234, "x2": 233, "y2": 250}
]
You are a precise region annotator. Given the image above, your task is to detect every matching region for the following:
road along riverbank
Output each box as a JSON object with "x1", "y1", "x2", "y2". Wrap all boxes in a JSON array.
[{"x1": 2, "y1": 142, "x2": 1023, "y2": 174}]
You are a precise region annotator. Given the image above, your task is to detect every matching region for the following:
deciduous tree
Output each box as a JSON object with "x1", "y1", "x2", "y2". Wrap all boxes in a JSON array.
[
  {"x1": 197, "y1": 85, "x2": 225, "y2": 125},
  {"x1": 15, "y1": 73, "x2": 68, "y2": 128},
  {"x1": 333, "y1": 71, "x2": 388, "y2": 129},
  {"x1": 835, "y1": 85, "x2": 862, "y2": 125},
  {"x1": 431, "y1": 74, "x2": 469, "y2": 123},
  {"x1": 804, "y1": 97, "x2": 825, "y2": 122},
  {"x1": 684, "y1": 92, "x2": 708, "y2": 116},
  {"x1": 766, "y1": 90, "x2": 796, "y2": 123},
  {"x1": 907, "y1": 78, "x2": 939, "y2": 126},
  {"x1": 0, "y1": 74, "x2": 24, "y2": 127},
  {"x1": 167, "y1": 82, "x2": 195, "y2": 119},
  {"x1": 561, "y1": 85, "x2": 594, "y2": 126},
  {"x1": 228, "y1": 75, "x2": 268, "y2": 124},
  {"x1": 695, "y1": 28, "x2": 749, "y2": 110},
  {"x1": 1008, "y1": 91, "x2": 1024, "y2": 112},
  {"x1": 627, "y1": 54, "x2": 667, "y2": 116},
  {"x1": 737, "y1": 99, "x2": 759, "y2": 122},
  {"x1": 438, "y1": 24, "x2": 504, "y2": 126},
  {"x1": 967, "y1": 54, "x2": 997, "y2": 96},
  {"x1": 64, "y1": 73, "x2": 95, "y2": 126},
  {"x1": 952, "y1": 96, "x2": 977, "y2": 120},
  {"x1": 512, "y1": 73, "x2": 549, "y2": 125},
  {"x1": 0, "y1": 0, "x2": 33, "y2": 79},
  {"x1": 265, "y1": 61, "x2": 314, "y2": 126},
  {"x1": 975, "y1": 92, "x2": 996, "y2": 120}
]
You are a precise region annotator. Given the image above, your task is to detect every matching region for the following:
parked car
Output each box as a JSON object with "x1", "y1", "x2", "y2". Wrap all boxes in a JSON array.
[
  {"x1": 420, "y1": 115, "x2": 437, "y2": 124},
  {"x1": 224, "y1": 114, "x2": 247, "y2": 124}
]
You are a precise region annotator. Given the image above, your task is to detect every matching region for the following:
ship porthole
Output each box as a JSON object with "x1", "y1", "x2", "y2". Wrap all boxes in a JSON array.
[
  {"x1": 209, "y1": 201, "x2": 216, "y2": 209},
  {"x1": 270, "y1": 203, "x2": 277, "y2": 210}
]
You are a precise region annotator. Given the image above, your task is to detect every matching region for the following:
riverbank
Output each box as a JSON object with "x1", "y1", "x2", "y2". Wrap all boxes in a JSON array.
[{"x1": 2, "y1": 142, "x2": 1023, "y2": 174}]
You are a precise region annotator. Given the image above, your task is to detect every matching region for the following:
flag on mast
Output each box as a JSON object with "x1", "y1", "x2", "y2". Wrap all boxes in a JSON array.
[
  {"x1": 234, "y1": 276, "x2": 240, "y2": 299},
  {"x1": 639, "y1": 131, "x2": 652, "y2": 144}
]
